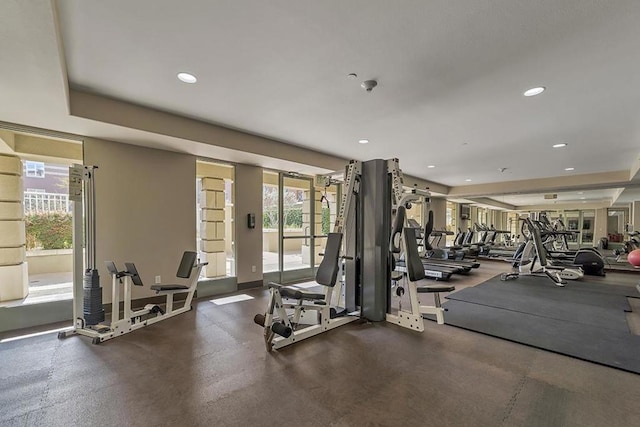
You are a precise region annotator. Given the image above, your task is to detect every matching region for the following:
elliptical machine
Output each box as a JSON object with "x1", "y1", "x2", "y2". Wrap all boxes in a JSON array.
[
  {"x1": 537, "y1": 214, "x2": 605, "y2": 276},
  {"x1": 503, "y1": 217, "x2": 583, "y2": 286}
]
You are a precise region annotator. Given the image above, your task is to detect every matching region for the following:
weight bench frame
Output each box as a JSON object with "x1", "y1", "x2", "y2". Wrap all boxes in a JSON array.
[
  {"x1": 387, "y1": 206, "x2": 455, "y2": 330},
  {"x1": 255, "y1": 233, "x2": 357, "y2": 351},
  {"x1": 59, "y1": 251, "x2": 207, "y2": 344}
]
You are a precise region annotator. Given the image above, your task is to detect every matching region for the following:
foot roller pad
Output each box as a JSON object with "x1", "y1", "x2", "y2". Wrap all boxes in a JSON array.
[
  {"x1": 271, "y1": 322, "x2": 292, "y2": 338},
  {"x1": 254, "y1": 313, "x2": 266, "y2": 327}
]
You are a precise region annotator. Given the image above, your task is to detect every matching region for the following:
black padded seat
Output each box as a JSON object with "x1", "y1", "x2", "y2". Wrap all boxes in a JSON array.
[
  {"x1": 268, "y1": 283, "x2": 325, "y2": 301},
  {"x1": 136, "y1": 251, "x2": 198, "y2": 293},
  {"x1": 150, "y1": 284, "x2": 189, "y2": 291},
  {"x1": 265, "y1": 233, "x2": 343, "y2": 303},
  {"x1": 417, "y1": 284, "x2": 455, "y2": 293}
]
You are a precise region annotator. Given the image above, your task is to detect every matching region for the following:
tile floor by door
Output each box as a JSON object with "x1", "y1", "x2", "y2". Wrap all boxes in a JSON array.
[{"x1": 1, "y1": 261, "x2": 640, "y2": 427}]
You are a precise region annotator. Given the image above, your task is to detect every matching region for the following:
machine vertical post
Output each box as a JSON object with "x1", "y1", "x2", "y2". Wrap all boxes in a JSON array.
[
  {"x1": 360, "y1": 159, "x2": 391, "y2": 321},
  {"x1": 70, "y1": 164, "x2": 85, "y2": 328}
]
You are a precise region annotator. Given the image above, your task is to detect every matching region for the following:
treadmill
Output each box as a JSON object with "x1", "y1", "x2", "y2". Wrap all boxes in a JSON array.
[
  {"x1": 420, "y1": 211, "x2": 480, "y2": 270},
  {"x1": 395, "y1": 258, "x2": 454, "y2": 281}
]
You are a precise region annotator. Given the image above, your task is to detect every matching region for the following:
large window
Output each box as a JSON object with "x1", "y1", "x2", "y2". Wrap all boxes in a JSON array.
[
  {"x1": 196, "y1": 161, "x2": 235, "y2": 278},
  {"x1": 446, "y1": 202, "x2": 457, "y2": 246},
  {"x1": 476, "y1": 207, "x2": 488, "y2": 226},
  {"x1": 22, "y1": 160, "x2": 74, "y2": 302},
  {"x1": 507, "y1": 212, "x2": 520, "y2": 244},
  {"x1": 582, "y1": 210, "x2": 595, "y2": 245},
  {"x1": 1, "y1": 133, "x2": 81, "y2": 306},
  {"x1": 263, "y1": 171, "x2": 279, "y2": 273},
  {"x1": 24, "y1": 161, "x2": 45, "y2": 178}
]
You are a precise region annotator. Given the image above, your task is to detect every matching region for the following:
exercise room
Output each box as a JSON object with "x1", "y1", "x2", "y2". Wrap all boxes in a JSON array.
[{"x1": 1, "y1": 1, "x2": 640, "y2": 426}]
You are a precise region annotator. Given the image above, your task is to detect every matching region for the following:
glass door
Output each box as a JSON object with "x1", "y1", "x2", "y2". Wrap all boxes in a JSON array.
[
  {"x1": 263, "y1": 171, "x2": 333, "y2": 283},
  {"x1": 281, "y1": 175, "x2": 314, "y2": 282},
  {"x1": 564, "y1": 210, "x2": 580, "y2": 249},
  {"x1": 581, "y1": 210, "x2": 595, "y2": 246},
  {"x1": 313, "y1": 183, "x2": 340, "y2": 269}
]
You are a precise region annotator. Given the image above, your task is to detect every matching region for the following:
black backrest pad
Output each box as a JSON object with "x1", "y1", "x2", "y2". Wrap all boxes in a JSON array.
[
  {"x1": 390, "y1": 206, "x2": 406, "y2": 253},
  {"x1": 423, "y1": 210, "x2": 434, "y2": 250},
  {"x1": 105, "y1": 261, "x2": 118, "y2": 276},
  {"x1": 124, "y1": 262, "x2": 144, "y2": 286},
  {"x1": 316, "y1": 233, "x2": 343, "y2": 287},
  {"x1": 177, "y1": 251, "x2": 198, "y2": 279},
  {"x1": 404, "y1": 227, "x2": 426, "y2": 282}
]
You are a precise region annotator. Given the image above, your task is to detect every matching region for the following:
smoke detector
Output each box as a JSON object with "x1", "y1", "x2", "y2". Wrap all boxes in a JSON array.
[{"x1": 361, "y1": 80, "x2": 378, "y2": 92}]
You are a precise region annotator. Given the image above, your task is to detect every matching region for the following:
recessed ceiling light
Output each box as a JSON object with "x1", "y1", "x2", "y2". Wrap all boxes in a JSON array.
[
  {"x1": 552, "y1": 143, "x2": 567, "y2": 148},
  {"x1": 177, "y1": 72, "x2": 197, "y2": 84},
  {"x1": 465, "y1": 179, "x2": 472, "y2": 182},
  {"x1": 578, "y1": 191, "x2": 584, "y2": 195},
  {"x1": 565, "y1": 167, "x2": 575, "y2": 171},
  {"x1": 580, "y1": 197, "x2": 586, "y2": 200},
  {"x1": 524, "y1": 86, "x2": 545, "y2": 97},
  {"x1": 358, "y1": 139, "x2": 369, "y2": 144},
  {"x1": 427, "y1": 165, "x2": 436, "y2": 168}
]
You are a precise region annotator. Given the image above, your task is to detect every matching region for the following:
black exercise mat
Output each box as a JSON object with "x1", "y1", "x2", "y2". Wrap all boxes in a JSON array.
[
  {"x1": 433, "y1": 299, "x2": 640, "y2": 374},
  {"x1": 429, "y1": 274, "x2": 640, "y2": 373},
  {"x1": 444, "y1": 276, "x2": 634, "y2": 331},
  {"x1": 457, "y1": 273, "x2": 637, "y2": 307}
]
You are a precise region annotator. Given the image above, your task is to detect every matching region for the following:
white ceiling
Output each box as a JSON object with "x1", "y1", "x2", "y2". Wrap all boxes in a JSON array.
[
  {"x1": 56, "y1": 0, "x2": 640, "y2": 186},
  {"x1": 1, "y1": 1, "x2": 640, "y2": 208}
]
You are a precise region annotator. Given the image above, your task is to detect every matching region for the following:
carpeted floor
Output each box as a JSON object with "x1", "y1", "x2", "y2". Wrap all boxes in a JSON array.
[{"x1": 2, "y1": 262, "x2": 640, "y2": 426}]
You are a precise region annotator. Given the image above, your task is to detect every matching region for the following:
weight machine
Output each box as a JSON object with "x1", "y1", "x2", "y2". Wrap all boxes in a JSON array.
[
  {"x1": 254, "y1": 159, "x2": 453, "y2": 351},
  {"x1": 58, "y1": 165, "x2": 206, "y2": 344}
]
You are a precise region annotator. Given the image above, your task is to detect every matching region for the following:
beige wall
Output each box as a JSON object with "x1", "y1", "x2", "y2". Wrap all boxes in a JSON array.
[
  {"x1": 83, "y1": 138, "x2": 196, "y2": 303},
  {"x1": 235, "y1": 164, "x2": 263, "y2": 284},
  {"x1": 593, "y1": 208, "x2": 608, "y2": 243},
  {"x1": 633, "y1": 201, "x2": 640, "y2": 231}
]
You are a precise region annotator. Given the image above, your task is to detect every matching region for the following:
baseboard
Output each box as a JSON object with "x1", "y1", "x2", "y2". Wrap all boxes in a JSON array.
[{"x1": 238, "y1": 280, "x2": 263, "y2": 290}]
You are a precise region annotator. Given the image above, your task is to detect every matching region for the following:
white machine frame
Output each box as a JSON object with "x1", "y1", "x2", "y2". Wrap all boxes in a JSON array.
[
  {"x1": 60, "y1": 258, "x2": 206, "y2": 344},
  {"x1": 58, "y1": 164, "x2": 206, "y2": 344},
  {"x1": 256, "y1": 161, "x2": 363, "y2": 351},
  {"x1": 260, "y1": 279, "x2": 358, "y2": 351},
  {"x1": 387, "y1": 224, "x2": 453, "y2": 330}
]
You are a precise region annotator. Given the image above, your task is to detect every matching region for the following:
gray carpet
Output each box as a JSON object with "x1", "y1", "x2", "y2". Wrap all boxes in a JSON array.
[{"x1": 431, "y1": 274, "x2": 640, "y2": 374}]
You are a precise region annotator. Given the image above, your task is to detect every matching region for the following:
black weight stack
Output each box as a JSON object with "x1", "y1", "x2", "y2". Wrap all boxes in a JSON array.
[{"x1": 83, "y1": 268, "x2": 104, "y2": 325}]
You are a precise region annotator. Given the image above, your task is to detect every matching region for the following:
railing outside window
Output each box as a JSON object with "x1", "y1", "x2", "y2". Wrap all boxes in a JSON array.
[{"x1": 24, "y1": 191, "x2": 71, "y2": 214}]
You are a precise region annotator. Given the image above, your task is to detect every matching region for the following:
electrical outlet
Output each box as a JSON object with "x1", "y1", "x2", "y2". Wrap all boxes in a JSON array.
[
  {"x1": 251, "y1": 265, "x2": 256, "y2": 273},
  {"x1": 155, "y1": 275, "x2": 161, "y2": 284}
]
